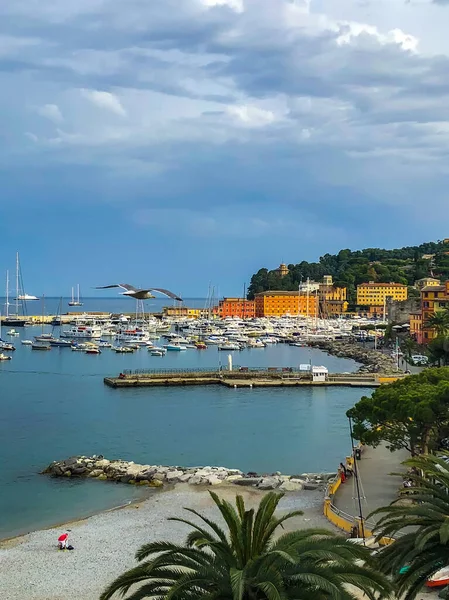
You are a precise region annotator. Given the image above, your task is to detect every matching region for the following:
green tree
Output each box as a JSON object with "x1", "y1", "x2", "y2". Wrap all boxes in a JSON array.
[
  {"x1": 400, "y1": 336, "x2": 417, "y2": 361},
  {"x1": 347, "y1": 368, "x2": 449, "y2": 455},
  {"x1": 100, "y1": 492, "x2": 391, "y2": 600},
  {"x1": 372, "y1": 453, "x2": 449, "y2": 600},
  {"x1": 427, "y1": 336, "x2": 449, "y2": 366},
  {"x1": 425, "y1": 311, "x2": 449, "y2": 337}
]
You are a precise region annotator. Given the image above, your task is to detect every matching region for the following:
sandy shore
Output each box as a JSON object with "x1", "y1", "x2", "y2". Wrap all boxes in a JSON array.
[{"x1": 0, "y1": 485, "x2": 332, "y2": 600}]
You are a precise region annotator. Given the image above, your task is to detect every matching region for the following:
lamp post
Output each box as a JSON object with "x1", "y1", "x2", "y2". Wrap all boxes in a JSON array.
[{"x1": 348, "y1": 416, "x2": 366, "y2": 544}]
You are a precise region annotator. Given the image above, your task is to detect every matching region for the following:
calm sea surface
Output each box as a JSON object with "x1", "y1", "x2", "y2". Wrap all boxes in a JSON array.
[{"x1": 0, "y1": 299, "x2": 368, "y2": 539}]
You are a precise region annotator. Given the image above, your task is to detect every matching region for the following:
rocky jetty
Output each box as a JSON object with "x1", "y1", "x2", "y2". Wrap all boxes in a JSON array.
[
  {"x1": 42, "y1": 456, "x2": 335, "y2": 492},
  {"x1": 309, "y1": 340, "x2": 400, "y2": 374}
]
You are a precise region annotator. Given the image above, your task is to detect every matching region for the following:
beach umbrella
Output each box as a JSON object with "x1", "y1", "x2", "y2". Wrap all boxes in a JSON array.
[{"x1": 58, "y1": 533, "x2": 68, "y2": 542}]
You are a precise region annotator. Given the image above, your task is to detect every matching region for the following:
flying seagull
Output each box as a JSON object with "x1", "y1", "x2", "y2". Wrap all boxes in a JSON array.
[{"x1": 95, "y1": 284, "x2": 182, "y2": 301}]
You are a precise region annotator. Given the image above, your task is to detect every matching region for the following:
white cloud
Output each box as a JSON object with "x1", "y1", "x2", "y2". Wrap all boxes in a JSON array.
[
  {"x1": 200, "y1": 0, "x2": 244, "y2": 12},
  {"x1": 80, "y1": 89, "x2": 127, "y2": 117},
  {"x1": 226, "y1": 104, "x2": 277, "y2": 126},
  {"x1": 37, "y1": 103, "x2": 63, "y2": 123}
]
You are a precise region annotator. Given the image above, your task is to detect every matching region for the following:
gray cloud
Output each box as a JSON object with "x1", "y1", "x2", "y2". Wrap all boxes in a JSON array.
[{"x1": 1, "y1": 0, "x2": 449, "y2": 230}]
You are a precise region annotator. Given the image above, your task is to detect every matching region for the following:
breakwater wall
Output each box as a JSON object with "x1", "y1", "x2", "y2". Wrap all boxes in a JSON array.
[
  {"x1": 308, "y1": 340, "x2": 400, "y2": 374},
  {"x1": 104, "y1": 368, "x2": 404, "y2": 389},
  {"x1": 42, "y1": 455, "x2": 335, "y2": 492}
]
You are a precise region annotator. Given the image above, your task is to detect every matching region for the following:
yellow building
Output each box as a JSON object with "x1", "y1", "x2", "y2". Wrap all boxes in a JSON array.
[
  {"x1": 275, "y1": 263, "x2": 289, "y2": 277},
  {"x1": 163, "y1": 307, "x2": 203, "y2": 318},
  {"x1": 254, "y1": 291, "x2": 317, "y2": 317},
  {"x1": 356, "y1": 282, "x2": 407, "y2": 307}
]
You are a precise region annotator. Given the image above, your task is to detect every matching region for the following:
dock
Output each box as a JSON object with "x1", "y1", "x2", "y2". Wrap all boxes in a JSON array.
[{"x1": 104, "y1": 367, "x2": 404, "y2": 389}]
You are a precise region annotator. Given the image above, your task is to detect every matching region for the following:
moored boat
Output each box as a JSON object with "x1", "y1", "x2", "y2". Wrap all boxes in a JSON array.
[
  {"x1": 85, "y1": 347, "x2": 101, "y2": 354},
  {"x1": 426, "y1": 568, "x2": 449, "y2": 588},
  {"x1": 21, "y1": 340, "x2": 33, "y2": 345},
  {"x1": 49, "y1": 339, "x2": 72, "y2": 347},
  {"x1": 7, "y1": 329, "x2": 19, "y2": 336},
  {"x1": 0, "y1": 352, "x2": 11, "y2": 361},
  {"x1": 0, "y1": 342, "x2": 15, "y2": 351},
  {"x1": 32, "y1": 341, "x2": 51, "y2": 351},
  {"x1": 164, "y1": 344, "x2": 187, "y2": 351},
  {"x1": 114, "y1": 346, "x2": 134, "y2": 353}
]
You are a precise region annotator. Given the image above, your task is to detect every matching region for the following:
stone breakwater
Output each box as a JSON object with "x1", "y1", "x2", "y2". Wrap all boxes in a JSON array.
[
  {"x1": 42, "y1": 456, "x2": 335, "y2": 492},
  {"x1": 309, "y1": 340, "x2": 400, "y2": 374}
]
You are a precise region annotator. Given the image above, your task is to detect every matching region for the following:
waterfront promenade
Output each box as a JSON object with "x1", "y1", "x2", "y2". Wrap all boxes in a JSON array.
[{"x1": 334, "y1": 445, "x2": 409, "y2": 523}]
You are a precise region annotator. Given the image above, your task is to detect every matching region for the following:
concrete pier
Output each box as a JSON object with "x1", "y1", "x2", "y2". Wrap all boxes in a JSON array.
[{"x1": 104, "y1": 368, "x2": 404, "y2": 389}]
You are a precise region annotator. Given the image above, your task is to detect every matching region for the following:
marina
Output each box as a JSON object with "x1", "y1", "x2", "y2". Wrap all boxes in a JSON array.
[{"x1": 0, "y1": 314, "x2": 367, "y2": 539}]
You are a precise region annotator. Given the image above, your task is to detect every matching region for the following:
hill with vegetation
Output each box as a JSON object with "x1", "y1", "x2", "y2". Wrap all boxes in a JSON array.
[{"x1": 247, "y1": 240, "x2": 449, "y2": 303}]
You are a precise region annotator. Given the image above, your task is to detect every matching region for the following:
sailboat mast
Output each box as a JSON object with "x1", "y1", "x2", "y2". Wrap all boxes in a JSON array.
[
  {"x1": 77, "y1": 284, "x2": 80, "y2": 303},
  {"x1": 6, "y1": 270, "x2": 9, "y2": 318},
  {"x1": 15, "y1": 252, "x2": 19, "y2": 316}
]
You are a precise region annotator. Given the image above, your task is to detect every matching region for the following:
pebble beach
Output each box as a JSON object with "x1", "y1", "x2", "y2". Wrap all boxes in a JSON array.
[{"x1": 0, "y1": 485, "x2": 332, "y2": 600}]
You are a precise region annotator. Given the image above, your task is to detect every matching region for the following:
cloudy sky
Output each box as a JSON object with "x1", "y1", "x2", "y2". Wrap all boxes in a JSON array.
[{"x1": 0, "y1": 0, "x2": 448, "y2": 297}]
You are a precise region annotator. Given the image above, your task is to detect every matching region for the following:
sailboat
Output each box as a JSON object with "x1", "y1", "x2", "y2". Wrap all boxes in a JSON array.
[
  {"x1": 68, "y1": 284, "x2": 83, "y2": 307},
  {"x1": 3, "y1": 253, "x2": 39, "y2": 327}
]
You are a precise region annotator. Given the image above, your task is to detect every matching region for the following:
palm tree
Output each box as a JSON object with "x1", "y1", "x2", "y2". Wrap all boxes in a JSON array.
[
  {"x1": 372, "y1": 453, "x2": 449, "y2": 599},
  {"x1": 425, "y1": 310, "x2": 449, "y2": 337},
  {"x1": 101, "y1": 492, "x2": 391, "y2": 600}
]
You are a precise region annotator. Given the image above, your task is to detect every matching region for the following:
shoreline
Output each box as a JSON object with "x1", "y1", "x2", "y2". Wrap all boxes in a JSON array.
[
  {"x1": 0, "y1": 485, "x2": 332, "y2": 600},
  {"x1": 308, "y1": 340, "x2": 400, "y2": 374}
]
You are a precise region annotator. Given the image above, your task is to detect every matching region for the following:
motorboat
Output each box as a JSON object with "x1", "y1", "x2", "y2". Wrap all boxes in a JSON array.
[
  {"x1": 7, "y1": 329, "x2": 19, "y2": 336},
  {"x1": 217, "y1": 342, "x2": 242, "y2": 351},
  {"x1": 61, "y1": 325, "x2": 102, "y2": 339},
  {"x1": 0, "y1": 342, "x2": 15, "y2": 351},
  {"x1": 114, "y1": 346, "x2": 134, "y2": 353},
  {"x1": 21, "y1": 340, "x2": 33, "y2": 345},
  {"x1": 98, "y1": 340, "x2": 112, "y2": 348},
  {"x1": 195, "y1": 342, "x2": 207, "y2": 349},
  {"x1": 247, "y1": 339, "x2": 266, "y2": 348},
  {"x1": 151, "y1": 349, "x2": 166, "y2": 356},
  {"x1": 164, "y1": 344, "x2": 187, "y2": 351},
  {"x1": 32, "y1": 340, "x2": 51, "y2": 350},
  {"x1": 0, "y1": 353, "x2": 11, "y2": 361},
  {"x1": 71, "y1": 343, "x2": 90, "y2": 351},
  {"x1": 115, "y1": 329, "x2": 151, "y2": 345},
  {"x1": 85, "y1": 347, "x2": 101, "y2": 355}
]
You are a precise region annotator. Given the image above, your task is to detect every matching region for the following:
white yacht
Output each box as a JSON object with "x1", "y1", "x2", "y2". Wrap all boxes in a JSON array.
[
  {"x1": 60, "y1": 325, "x2": 102, "y2": 339},
  {"x1": 115, "y1": 329, "x2": 151, "y2": 345}
]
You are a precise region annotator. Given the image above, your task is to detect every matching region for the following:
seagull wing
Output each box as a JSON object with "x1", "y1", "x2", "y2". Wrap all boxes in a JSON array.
[
  {"x1": 95, "y1": 284, "x2": 138, "y2": 292},
  {"x1": 147, "y1": 288, "x2": 183, "y2": 302}
]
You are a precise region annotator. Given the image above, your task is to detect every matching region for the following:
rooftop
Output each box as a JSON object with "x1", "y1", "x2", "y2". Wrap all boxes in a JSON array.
[
  {"x1": 255, "y1": 290, "x2": 315, "y2": 297},
  {"x1": 358, "y1": 282, "x2": 407, "y2": 288},
  {"x1": 421, "y1": 285, "x2": 446, "y2": 292}
]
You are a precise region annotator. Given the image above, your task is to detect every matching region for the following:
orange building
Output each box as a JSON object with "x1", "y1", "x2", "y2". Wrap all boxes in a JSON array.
[
  {"x1": 215, "y1": 297, "x2": 256, "y2": 319},
  {"x1": 254, "y1": 291, "x2": 318, "y2": 317},
  {"x1": 420, "y1": 282, "x2": 449, "y2": 344}
]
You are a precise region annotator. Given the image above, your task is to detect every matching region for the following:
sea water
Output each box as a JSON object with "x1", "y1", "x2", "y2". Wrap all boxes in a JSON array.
[{"x1": 0, "y1": 316, "x2": 368, "y2": 539}]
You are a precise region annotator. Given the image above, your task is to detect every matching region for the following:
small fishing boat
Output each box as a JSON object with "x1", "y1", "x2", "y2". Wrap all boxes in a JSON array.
[
  {"x1": 151, "y1": 349, "x2": 166, "y2": 356},
  {"x1": 21, "y1": 340, "x2": 33, "y2": 345},
  {"x1": 71, "y1": 343, "x2": 90, "y2": 351},
  {"x1": 114, "y1": 346, "x2": 134, "y2": 353},
  {"x1": 7, "y1": 329, "x2": 19, "y2": 336},
  {"x1": 426, "y1": 567, "x2": 449, "y2": 588},
  {"x1": 195, "y1": 342, "x2": 207, "y2": 350},
  {"x1": 217, "y1": 342, "x2": 242, "y2": 351},
  {"x1": 32, "y1": 341, "x2": 51, "y2": 351},
  {"x1": 85, "y1": 347, "x2": 101, "y2": 355},
  {"x1": 0, "y1": 342, "x2": 15, "y2": 351},
  {"x1": 0, "y1": 352, "x2": 11, "y2": 361},
  {"x1": 165, "y1": 344, "x2": 187, "y2": 351}
]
